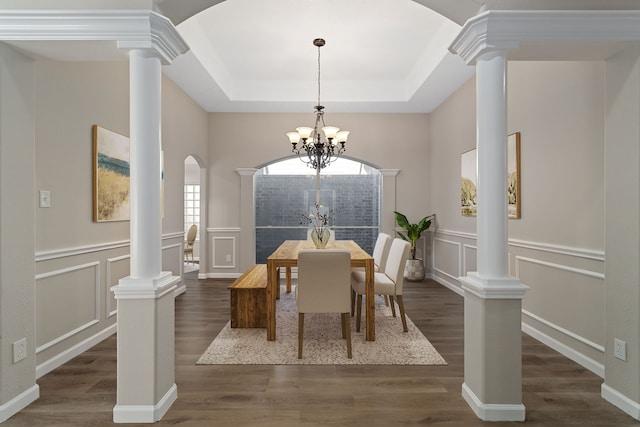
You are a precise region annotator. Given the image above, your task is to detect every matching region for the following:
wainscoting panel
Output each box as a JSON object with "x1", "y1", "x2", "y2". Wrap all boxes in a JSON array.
[
  {"x1": 432, "y1": 237, "x2": 463, "y2": 294},
  {"x1": 35, "y1": 262, "x2": 100, "y2": 353},
  {"x1": 430, "y1": 229, "x2": 605, "y2": 376},
  {"x1": 207, "y1": 228, "x2": 241, "y2": 278},
  {"x1": 34, "y1": 232, "x2": 185, "y2": 377},
  {"x1": 106, "y1": 254, "x2": 130, "y2": 318}
]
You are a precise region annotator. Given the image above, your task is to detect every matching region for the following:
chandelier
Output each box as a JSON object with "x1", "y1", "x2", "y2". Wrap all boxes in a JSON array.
[{"x1": 286, "y1": 38, "x2": 349, "y2": 170}]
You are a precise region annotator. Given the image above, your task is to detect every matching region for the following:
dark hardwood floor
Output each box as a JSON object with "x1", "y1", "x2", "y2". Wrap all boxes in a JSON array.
[{"x1": 6, "y1": 272, "x2": 640, "y2": 426}]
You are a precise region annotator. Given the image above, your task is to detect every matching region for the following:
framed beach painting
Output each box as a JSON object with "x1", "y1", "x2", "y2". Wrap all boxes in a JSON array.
[
  {"x1": 93, "y1": 125, "x2": 130, "y2": 222},
  {"x1": 507, "y1": 132, "x2": 521, "y2": 219},
  {"x1": 460, "y1": 132, "x2": 521, "y2": 218},
  {"x1": 460, "y1": 148, "x2": 477, "y2": 217}
]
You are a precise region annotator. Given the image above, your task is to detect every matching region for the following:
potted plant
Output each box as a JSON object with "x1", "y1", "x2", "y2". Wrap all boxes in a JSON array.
[{"x1": 394, "y1": 211, "x2": 435, "y2": 281}]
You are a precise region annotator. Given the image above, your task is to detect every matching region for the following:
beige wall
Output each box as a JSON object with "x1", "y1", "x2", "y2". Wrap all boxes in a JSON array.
[
  {"x1": 0, "y1": 42, "x2": 37, "y2": 410},
  {"x1": 603, "y1": 46, "x2": 640, "y2": 406},
  {"x1": 32, "y1": 59, "x2": 208, "y2": 375},
  {"x1": 208, "y1": 112, "x2": 431, "y2": 228},
  {"x1": 430, "y1": 61, "x2": 607, "y2": 375}
]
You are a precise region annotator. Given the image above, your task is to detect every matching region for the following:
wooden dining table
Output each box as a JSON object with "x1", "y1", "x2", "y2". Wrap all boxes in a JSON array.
[{"x1": 266, "y1": 240, "x2": 376, "y2": 341}]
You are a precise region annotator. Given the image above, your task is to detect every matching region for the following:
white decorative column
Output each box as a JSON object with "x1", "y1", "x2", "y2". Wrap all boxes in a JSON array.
[
  {"x1": 450, "y1": 13, "x2": 527, "y2": 422},
  {"x1": 237, "y1": 168, "x2": 258, "y2": 273},
  {"x1": 109, "y1": 12, "x2": 189, "y2": 424}
]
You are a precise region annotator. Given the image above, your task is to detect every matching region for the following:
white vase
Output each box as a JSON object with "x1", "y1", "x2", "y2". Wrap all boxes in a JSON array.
[
  {"x1": 404, "y1": 258, "x2": 425, "y2": 281},
  {"x1": 310, "y1": 228, "x2": 330, "y2": 249}
]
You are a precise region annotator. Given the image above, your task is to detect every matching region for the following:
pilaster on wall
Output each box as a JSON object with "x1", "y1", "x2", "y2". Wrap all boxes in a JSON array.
[
  {"x1": 237, "y1": 168, "x2": 258, "y2": 274},
  {"x1": 380, "y1": 169, "x2": 399, "y2": 237}
]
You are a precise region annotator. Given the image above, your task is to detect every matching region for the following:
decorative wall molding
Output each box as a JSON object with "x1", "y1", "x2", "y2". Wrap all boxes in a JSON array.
[
  {"x1": 523, "y1": 321, "x2": 604, "y2": 378},
  {"x1": 0, "y1": 10, "x2": 189, "y2": 64},
  {"x1": 462, "y1": 243, "x2": 477, "y2": 276},
  {"x1": 432, "y1": 228, "x2": 606, "y2": 378},
  {"x1": 435, "y1": 229, "x2": 604, "y2": 262},
  {"x1": 36, "y1": 324, "x2": 116, "y2": 379},
  {"x1": 35, "y1": 261, "x2": 101, "y2": 353},
  {"x1": 515, "y1": 256, "x2": 605, "y2": 280},
  {"x1": 35, "y1": 232, "x2": 184, "y2": 262},
  {"x1": 106, "y1": 254, "x2": 130, "y2": 318},
  {"x1": 432, "y1": 237, "x2": 462, "y2": 283},
  {"x1": 450, "y1": 10, "x2": 640, "y2": 65},
  {"x1": 212, "y1": 236, "x2": 236, "y2": 269},
  {"x1": 207, "y1": 227, "x2": 242, "y2": 233},
  {"x1": 523, "y1": 309, "x2": 604, "y2": 354}
]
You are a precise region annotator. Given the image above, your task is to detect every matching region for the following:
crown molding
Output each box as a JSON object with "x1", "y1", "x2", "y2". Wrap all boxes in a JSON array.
[
  {"x1": 450, "y1": 10, "x2": 640, "y2": 65},
  {"x1": 0, "y1": 10, "x2": 189, "y2": 64}
]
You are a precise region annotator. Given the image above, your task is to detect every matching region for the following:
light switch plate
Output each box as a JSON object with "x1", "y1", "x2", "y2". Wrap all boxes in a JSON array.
[{"x1": 39, "y1": 190, "x2": 51, "y2": 208}]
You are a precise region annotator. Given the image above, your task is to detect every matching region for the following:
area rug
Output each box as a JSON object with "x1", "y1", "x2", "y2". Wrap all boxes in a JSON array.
[{"x1": 197, "y1": 285, "x2": 447, "y2": 365}]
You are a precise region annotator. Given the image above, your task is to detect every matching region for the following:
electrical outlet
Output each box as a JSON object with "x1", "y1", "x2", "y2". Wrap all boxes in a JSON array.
[
  {"x1": 225, "y1": 254, "x2": 232, "y2": 263},
  {"x1": 614, "y1": 338, "x2": 627, "y2": 361},
  {"x1": 13, "y1": 338, "x2": 26, "y2": 364}
]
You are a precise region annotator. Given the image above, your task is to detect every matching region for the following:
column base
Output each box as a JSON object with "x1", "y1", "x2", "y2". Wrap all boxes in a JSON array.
[
  {"x1": 460, "y1": 271, "x2": 528, "y2": 299},
  {"x1": 462, "y1": 383, "x2": 526, "y2": 422},
  {"x1": 113, "y1": 383, "x2": 177, "y2": 423}
]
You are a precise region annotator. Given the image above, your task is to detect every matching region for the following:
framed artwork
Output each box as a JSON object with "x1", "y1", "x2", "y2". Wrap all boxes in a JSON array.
[
  {"x1": 460, "y1": 148, "x2": 477, "y2": 217},
  {"x1": 460, "y1": 131, "x2": 521, "y2": 219},
  {"x1": 93, "y1": 125, "x2": 130, "y2": 222},
  {"x1": 507, "y1": 132, "x2": 521, "y2": 219}
]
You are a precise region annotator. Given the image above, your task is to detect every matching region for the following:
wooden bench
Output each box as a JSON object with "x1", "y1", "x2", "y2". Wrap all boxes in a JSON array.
[{"x1": 228, "y1": 264, "x2": 279, "y2": 328}]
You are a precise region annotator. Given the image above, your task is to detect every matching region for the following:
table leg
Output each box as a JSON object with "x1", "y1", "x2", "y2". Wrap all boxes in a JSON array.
[
  {"x1": 365, "y1": 258, "x2": 375, "y2": 341},
  {"x1": 266, "y1": 260, "x2": 277, "y2": 341},
  {"x1": 286, "y1": 267, "x2": 292, "y2": 293}
]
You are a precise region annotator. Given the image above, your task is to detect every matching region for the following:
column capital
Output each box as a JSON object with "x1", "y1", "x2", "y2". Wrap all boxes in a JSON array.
[
  {"x1": 379, "y1": 169, "x2": 400, "y2": 177},
  {"x1": 0, "y1": 10, "x2": 189, "y2": 65},
  {"x1": 450, "y1": 10, "x2": 640, "y2": 65},
  {"x1": 236, "y1": 168, "x2": 258, "y2": 176}
]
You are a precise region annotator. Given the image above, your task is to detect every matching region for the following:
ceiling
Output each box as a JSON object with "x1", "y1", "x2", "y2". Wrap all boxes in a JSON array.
[{"x1": 163, "y1": 0, "x2": 477, "y2": 113}]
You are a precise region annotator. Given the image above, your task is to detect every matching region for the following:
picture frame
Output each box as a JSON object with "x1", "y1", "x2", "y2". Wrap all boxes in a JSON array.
[
  {"x1": 93, "y1": 125, "x2": 130, "y2": 222},
  {"x1": 507, "y1": 132, "x2": 521, "y2": 219},
  {"x1": 460, "y1": 148, "x2": 477, "y2": 217},
  {"x1": 460, "y1": 131, "x2": 521, "y2": 219}
]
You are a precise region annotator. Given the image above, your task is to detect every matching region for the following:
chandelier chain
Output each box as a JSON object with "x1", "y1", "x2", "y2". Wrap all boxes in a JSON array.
[
  {"x1": 286, "y1": 38, "x2": 349, "y2": 171},
  {"x1": 317, "y1": 44, "x2": 321, "y2": 107}
]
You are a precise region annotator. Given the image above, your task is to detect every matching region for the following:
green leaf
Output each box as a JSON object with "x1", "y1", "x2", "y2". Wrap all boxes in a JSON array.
[{"x1": 394, "y1": 211, "x2": 410, "y2": 231}]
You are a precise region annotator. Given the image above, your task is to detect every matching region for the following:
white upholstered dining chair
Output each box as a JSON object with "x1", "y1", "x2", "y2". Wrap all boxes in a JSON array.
[
  {"x1": 351, "y1": 238, "x2": 411, "y2": 333},
  {"x1": 296, "y1": 249, "x2": 353, "y2": 359}
]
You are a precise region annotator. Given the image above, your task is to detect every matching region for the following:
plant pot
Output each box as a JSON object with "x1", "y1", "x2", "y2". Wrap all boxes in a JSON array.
[{"x1": 404, "y1": 258, "x2": 425, "y2": 282}]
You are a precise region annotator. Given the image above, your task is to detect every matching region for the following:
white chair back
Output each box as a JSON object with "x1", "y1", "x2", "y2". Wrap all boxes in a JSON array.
[
  {"x1": 383, "y1": 239, "x2": 411, "y2": 295},
  {"x1": 372, "y1": 233, "x2": 392, "y2": 273},
  {"x1": 296, "y1": 249, "x2": 351, "y2": 313}
]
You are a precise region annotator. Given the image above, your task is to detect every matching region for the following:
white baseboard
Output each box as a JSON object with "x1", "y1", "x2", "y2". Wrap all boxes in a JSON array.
[
  {"x1": 428, "y1": 273, "x2": 464, "y2": 296},
  {"x1": 36, "y1": 323, "x2": 117, "y2": 379},
  {"x1": 462, "y1": 382, "x2": 526, "y2": 422},
  {"x1": 521, "y1": 322, "x2": 604, "y2": 378},
  {"x1": 113, "y1": 383, "x2": 177, "y2": 423},
  {"x1": 206, "y1": 272, "x2": 242, "y2": 279},
  {"x1": 174, "y1": 284, "x2": 186, "y2": 297},
  {"x1": 602, "y1": 383, "x2": 640, "y2": 420},
  {"x1": 0, "y1": 384, "x2": 39, "y2": 423}
]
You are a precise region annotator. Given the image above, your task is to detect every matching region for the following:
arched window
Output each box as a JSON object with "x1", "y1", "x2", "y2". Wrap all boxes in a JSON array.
[{"x1": 255, "y1": 157, "x2": 381, "y2": 263}]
